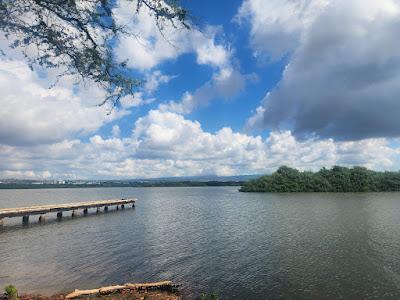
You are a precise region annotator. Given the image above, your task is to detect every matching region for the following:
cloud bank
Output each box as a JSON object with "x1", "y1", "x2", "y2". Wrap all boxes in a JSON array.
[
  {"x1": 1, "y1": 109, "x2": 399, "y2": 179},
  {"x1": 241, "y1": 0, "x2": 400, "y2": 140}
]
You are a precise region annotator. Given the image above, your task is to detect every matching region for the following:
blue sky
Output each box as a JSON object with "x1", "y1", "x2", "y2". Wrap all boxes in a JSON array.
[
  {"x1": 103, "y1": 0, "x2": 288, "y2": 138},
  {"x1": 1, "y1": 0, "x2": 400, "y2": 179}
]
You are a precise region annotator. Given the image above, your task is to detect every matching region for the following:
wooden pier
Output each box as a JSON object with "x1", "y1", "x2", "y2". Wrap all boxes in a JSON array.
[{"x1": 0, "y1": 198, "x2": 136, "y2": 225}]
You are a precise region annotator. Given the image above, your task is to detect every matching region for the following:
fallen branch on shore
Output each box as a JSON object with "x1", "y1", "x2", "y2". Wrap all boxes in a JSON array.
[{"x1": 65, "y1": 281, "x2": 178, "y2": 299}]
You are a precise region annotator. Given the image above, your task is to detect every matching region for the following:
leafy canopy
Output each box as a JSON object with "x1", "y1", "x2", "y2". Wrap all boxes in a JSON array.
[
  {"x1": 0, "y1": 0, "x2": 189, "y2": 106},
  {"x1": 240, "y1": 166, "x2": 400, "y2": 193}
]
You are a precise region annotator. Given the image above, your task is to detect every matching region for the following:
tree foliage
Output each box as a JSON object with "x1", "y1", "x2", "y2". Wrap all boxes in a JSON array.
[
  {"x1": 0, "y1": 0, "x2": 189, "y2": 106},
  {"x1": 240, "y1": 166, "x2": 400, "y2": 193}
]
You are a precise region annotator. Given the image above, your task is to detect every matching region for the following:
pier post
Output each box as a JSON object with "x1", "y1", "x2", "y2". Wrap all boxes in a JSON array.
[
  {"x1": 83, "y1": 208, "x2": 88, "y2": 215},
  {"x1": 96, "y1": 207, "x2": 100, "y2": 214},
  {"x1": 72, "y1": 210, "x2": 75, "y2": 217},
  {"x1": 57, "y1": 212, "x2": 63, "y2": 219},
  {"x1": 104, "y1": 206, "x2": 108, "y2": 212},
  {"x1": 22, "y1": 215, "x2": 29, "y2": 224},
  {"x1": 121, "y1": 204, "x2": 125, "y2": 209},
  {"x1": 38, "y1": 215, "x2": 45, "y2": 223}
]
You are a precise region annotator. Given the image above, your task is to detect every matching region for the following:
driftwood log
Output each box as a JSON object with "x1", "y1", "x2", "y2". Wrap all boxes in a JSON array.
[{"x1": 65, "y1": 281, "x2": 177, "y2": 299}]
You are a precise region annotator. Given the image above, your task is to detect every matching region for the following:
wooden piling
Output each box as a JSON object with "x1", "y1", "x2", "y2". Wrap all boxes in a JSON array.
[
  {"x1": 22, "y1": 215, "x2": 29, "y2": 224},
  {"x1": 83, "y1": 208, "x2": 88, "y2": 215}
]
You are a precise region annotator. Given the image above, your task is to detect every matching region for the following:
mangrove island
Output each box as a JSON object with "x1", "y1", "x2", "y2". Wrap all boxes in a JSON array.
[{"x1": 240, "y1": 166, "x2": 400, "y2": 193}]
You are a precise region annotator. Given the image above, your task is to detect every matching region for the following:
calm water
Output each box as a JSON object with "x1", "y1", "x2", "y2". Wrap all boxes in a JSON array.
[{"x1": 1, "y1": 187, "x2": 400, "y2": 299}]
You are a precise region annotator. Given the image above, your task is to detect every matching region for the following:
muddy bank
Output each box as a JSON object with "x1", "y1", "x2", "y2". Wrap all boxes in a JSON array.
[
  {"x1": 1, "y1": 281, "x2": 180, "y2": 300},
  {"x1": 1, "y1": 291, "x2": 180, "y2": 300}
]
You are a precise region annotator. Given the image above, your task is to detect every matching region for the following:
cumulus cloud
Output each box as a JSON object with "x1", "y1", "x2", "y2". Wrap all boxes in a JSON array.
[
  {"x1": 1, "y1": 110, "x2": 399, "y2": 179},
  {"x1": 114, "y1": 1, "x2": 231, "y2": 71},
  {"x1": 242, "y1": 0, "x2": 400, "y2": 140},
  {"x1": 0, "y1": 59, "x2": 130, "y2": 146},
  {"x1": 235, "y1": 0, "x2": 329, "y2": 60}
]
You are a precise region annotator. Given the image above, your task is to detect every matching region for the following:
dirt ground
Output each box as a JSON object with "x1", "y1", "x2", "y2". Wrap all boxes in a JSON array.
[{"x1": 1, "y1": 289, "x2": 180, "y2": 300}]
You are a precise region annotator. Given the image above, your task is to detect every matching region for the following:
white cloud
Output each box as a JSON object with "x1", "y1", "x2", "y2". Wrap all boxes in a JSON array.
[
  {"x1": 0, "y1": 59, "x2": 130, "y2": 146},
  {"x1": 194, "y1": 27, "x2": 231, "y2": 67},
  {"x1": 144, "y1": 70, "x2": 176, "y2": 93},
  {"x1": 112, "y1": 0, "x2": 174, "y2": 70},
  {"x1": 113, "y1": 1, "x2": 231, "y2": 71},
  {"x1": 111, "y1": 125, "x2": 121, "y2": 137},
  {"x1": 235, "y1": 0, "x2": 329, "y2": 60},
  {"x1": 1, "y1": 110, "x2": 399, "y2": 179},
  {"x1": 243, "y1": 0, "x2": 400, "y2": 140},
  {"x1": 119, "y1": 92, "x2": 154, "y2": 109},
  {"x1": 159, "y1": 67, "x2": 251, "y2": 114}
]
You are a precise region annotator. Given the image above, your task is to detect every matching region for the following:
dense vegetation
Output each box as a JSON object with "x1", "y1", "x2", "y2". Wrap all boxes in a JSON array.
[{"x1": 240, "y1": 166, "x2": 400, "y2": 193}]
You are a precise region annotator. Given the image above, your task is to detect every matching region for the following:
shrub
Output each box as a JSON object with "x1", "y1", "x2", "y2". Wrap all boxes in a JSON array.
[
  {"x1": 4, "y1": 285, "x2": 18, "y2": 300},
  {"x1": 200, "y1": 293, "x2": 219, "y2": 300}
]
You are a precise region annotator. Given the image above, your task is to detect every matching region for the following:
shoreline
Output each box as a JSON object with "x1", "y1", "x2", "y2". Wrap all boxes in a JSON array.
[
  {"x1": 0, "y1": 182, "x2": 243, "y2": 190},
  {"x1": 1, "y1": 282, "x2": 181, "y2": 300}
]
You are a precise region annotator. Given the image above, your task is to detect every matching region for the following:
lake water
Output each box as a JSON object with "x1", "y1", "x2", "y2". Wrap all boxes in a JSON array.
[{"x1": 1, "y1": 187, "x2": 400, "y2": 299}]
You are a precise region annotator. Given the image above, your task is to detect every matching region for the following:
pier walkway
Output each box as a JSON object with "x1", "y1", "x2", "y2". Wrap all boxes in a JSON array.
[{"x1": 0, "y1": 198, "x2": 136, "y2": 225}]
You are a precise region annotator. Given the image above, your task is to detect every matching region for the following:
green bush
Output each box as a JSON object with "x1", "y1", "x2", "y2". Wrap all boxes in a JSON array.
[
  {"x1": 4, "y1": 285, "x2": 18, "y2": 300},
  {"x1": 200, "y1": 293, "x2": 219, "y2": 300}
]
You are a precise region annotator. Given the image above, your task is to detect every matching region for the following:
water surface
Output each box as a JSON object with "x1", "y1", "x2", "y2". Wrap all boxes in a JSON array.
[{"x1": 1, "y1": 187, "x2": 400, "y2": 299}]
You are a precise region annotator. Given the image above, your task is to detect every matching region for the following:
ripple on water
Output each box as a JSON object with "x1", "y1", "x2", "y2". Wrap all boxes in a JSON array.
[{"x1": 2, "y1": 188, "x2": 400, "y2": 299}]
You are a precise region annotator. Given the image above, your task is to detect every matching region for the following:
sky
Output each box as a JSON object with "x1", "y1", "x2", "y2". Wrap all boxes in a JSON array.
[{"x1": 1, "y1": 0, "x2": 400, "y2": 179}]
